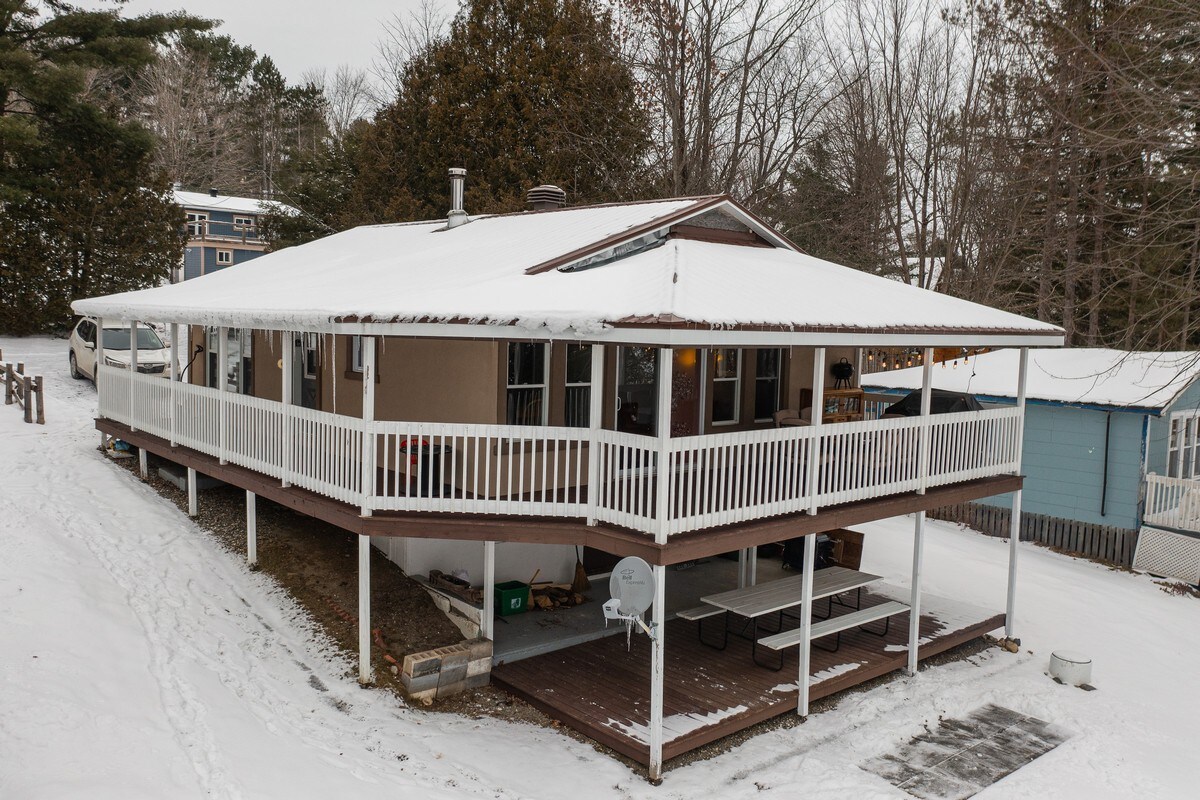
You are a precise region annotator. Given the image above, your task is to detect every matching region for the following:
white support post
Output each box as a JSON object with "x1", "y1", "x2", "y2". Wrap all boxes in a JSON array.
[
  {"x1": 217, "y1": 326, "x2": 228, "y2": 465},
  {"x1": 654, "y1": 347, "x2": 673, "y2": 544},
  {"x1": 168, "y1": 322, "x2": 179, "y2": 447},
  {"x1": 246, "y1": 490, "x2": 257, "y2": 568},
  {"x1": 806, "y1": 348, "x2": 826, "y2": 515},
  {"x1": 281, "y1": 332, "x2": 294, "y2": 488},
  {"x1": 96, "y1": 317, "x2": 106, "y2": 449},
  {"x1": 586, "y1": 343, "x2": 605, "y2": 526},
  {"x1": 360, "y1": 336, "x2": 377, "y2": 516},
  {"x1": 798, "y1": 533, "x2": 816, "y2": 716},
  {"x1": 138, "y1": 448, "x2": 148, "y2": 479},
  {"x1": 917, "y1": 347, "x2": 934, "y2": 494},
  {"x1": 129, "y1": 321, "x2": 139, "y2": 433},
  {"x1": 648, "y1": 563, "x2": 666, "y2": 782},
  {"x1": 187, "y1": 467, "x2": 198, "y2": 517},
  {"x1": 907, "y1": 510, "x2": 926, "y2": 676},
  {"x1": 1005, "y1": 348, "x2": 1029, "y2": 640},
  {"x1": 358, "y1": 534, "x2": 372, "y2": 685},
  {"x1": 482, "y1": 540, "x2": 496, "y2": 640},
  {"x1": 737, "y1": 548, "x2": 747, "y2": 589},
  {"x1": 748, "y1": 546, "x2": 758, "y2": 586}
]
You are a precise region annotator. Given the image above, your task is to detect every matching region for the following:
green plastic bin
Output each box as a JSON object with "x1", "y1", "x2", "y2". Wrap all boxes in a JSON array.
[{"x1": 494, "y1": 581, "x2": 529, "y2": 616}]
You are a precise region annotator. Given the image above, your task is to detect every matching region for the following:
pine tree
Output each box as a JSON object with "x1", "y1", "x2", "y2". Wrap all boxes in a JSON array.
[{"x1": 351, "y1": 0, "x2": 651, "y2": 222}]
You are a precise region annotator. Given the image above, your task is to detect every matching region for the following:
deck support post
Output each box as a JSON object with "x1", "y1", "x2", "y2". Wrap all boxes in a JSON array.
[
  {"x1": 1005, "y1": 348, "x2": 1029, "y2": 640},
  {"x1": 360, "y1": 336, "x2": 376, "y2": 516},
  {"x1": 129, "y1": 321, "x2": 139, "y2": 433},
  {"x1": 917, "y1": 347, "x2": 934, "y2": 494},
  {"x1": 96, "y1": 317, "x2": 106, "y2": 449},
  {"x1": 748, "y1": 547, "x2": 758, "y2": 585},
  {"x1": 187, "y1": 467, "x2": 198, "y2": 517},
  {"x1": 737, "y1": 548, "x2": 747, "y2": 588},
  {"x1": 246, "y1": 490, "x2": 257, "y2": 568},
  {"x1": 806, "y1": 348, "x2": 826, "y2": 515},
  {"x1": 654, "y1": 347, "x2": 673, "y2": 544},
  {"x1": 168, "y1": 322, "x2": 178, "y2": 447},
  {"x1": 138, "y1": 448, "x2": 148, "y2": 479},
  {"x1": 586, "y1": 344, "x2": 605, "y2": 526},
  {"x1": 358, "y1": 533, "x2": 373, "y2": 685},
  {"x1": 482, "y1": 540, "x2": 496, "y2": 640},
  {"x1": 281, "y1": 332, "x2": 294, "y2": 488},
  {"x1": 798, "y1": 532, "x2": 816, "y2": 717},
  {"x1": 217, "y1": 326, "x2": 228, "y2": 465},
  {"x1": 907, "y1": 510, "x2": 926, "y2": 676},
  {"x1": 648, "y1": 563, "x2": 666, "y2": 782}
]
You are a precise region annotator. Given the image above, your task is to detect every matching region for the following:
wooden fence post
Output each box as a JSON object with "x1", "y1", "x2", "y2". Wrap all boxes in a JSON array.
[
  {"x1": 5, "y1": 364, "x2": 13, "y2": 405},
  {"x1": 23, "y1": 376, "x2": 32, "y2": 423},
  {"x1": 34, "y1": 377, "x2": 44, "y2": 424}
]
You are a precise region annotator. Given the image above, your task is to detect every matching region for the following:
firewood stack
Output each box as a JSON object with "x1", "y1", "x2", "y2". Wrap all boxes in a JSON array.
[{"x1": 530, "y1": 582, "x2": 587, "y2": 610}]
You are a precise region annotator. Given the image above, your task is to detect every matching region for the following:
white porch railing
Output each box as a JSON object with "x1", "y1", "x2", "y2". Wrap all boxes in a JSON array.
[
  {"x1": 98, "y1": 365, "x2": 1022, "y2": 538},
  {"x1": 1143, "y1": 473, "x2": 1200, "y2": 533}
]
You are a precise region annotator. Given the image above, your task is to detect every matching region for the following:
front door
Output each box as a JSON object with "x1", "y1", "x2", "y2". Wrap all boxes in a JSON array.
[{"x1": 615, "y1": 346, "x2": 658, "y2": 435}]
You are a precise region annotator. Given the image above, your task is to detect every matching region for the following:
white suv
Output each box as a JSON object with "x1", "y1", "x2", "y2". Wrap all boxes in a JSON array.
[{"x1": 69, "y1": 318, "x2": 172, "y2": 381}]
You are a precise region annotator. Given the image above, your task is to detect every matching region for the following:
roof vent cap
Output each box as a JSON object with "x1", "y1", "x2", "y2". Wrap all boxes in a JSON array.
[
  {"x1": 447, "y1": 167, "x2": 469, "y2": 228},
  {"x1": 209, "y1": 187, "x2": 219, "y2": 197},
  {"x1": 527, "y1": 184, "x2": 567, "y2": 211}
]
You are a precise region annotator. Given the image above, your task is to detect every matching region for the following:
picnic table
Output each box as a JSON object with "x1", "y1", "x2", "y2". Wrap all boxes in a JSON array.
[{"x1": 685, "y1": 566, "x2": 887, "y2": 666}]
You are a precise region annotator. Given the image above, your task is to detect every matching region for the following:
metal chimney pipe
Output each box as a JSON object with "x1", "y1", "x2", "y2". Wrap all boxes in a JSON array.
[{"x1": 447, "y1": 167, "x2": 468, "y2": 229}]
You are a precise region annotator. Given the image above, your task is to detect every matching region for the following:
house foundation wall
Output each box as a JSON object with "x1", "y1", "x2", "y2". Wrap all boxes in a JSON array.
[{"x1": 371, "y1": 536, "x2": 576, "y2": 588}]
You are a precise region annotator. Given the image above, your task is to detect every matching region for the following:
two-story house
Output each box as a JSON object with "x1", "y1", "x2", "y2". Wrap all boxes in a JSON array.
[{"x1": 173, "y1": 186, "x2": 296, "y2": 282}]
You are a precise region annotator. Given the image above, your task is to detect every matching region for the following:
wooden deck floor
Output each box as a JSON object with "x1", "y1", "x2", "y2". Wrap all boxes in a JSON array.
[{"x1": 492, "y1": 590, "x2": 1004, "y2": 766}]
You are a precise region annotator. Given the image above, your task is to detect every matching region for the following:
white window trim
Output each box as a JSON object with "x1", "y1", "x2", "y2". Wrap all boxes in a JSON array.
[
  {"x1": 507, "y1": 342, "x2": 549, "y2": 425},
  {"x1": 233, "y1": 215, "x2": 255, "y2": 230},
  {"x1": 186, "y1": 212, "x2": 208, "y2": 237},
  {"x1": 712, "y1": 348, "x2": 741, "y2": 426},
  {"x1": 216, "y1": 249, "x2": 233, "y2": 265},
  {"x1": 753, "y1": 348, "x2": 783, "y2": 422},
  {"x1": 564, "y1": 343, "x2": 591, "y2": 427},
  {"x1": 1169, "y1": 410, "x2": 1200, "y2": 479}
]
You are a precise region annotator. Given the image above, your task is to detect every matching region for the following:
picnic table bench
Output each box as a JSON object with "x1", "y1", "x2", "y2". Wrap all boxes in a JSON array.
[{"x1": 756, "y1": 600, "x2": 910, "y2": 670}]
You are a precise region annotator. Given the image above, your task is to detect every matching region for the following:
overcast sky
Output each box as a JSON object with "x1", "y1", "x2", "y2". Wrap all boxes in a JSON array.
[{"x1": 83, "y1": 0, "x2": 446, "y2": 83}]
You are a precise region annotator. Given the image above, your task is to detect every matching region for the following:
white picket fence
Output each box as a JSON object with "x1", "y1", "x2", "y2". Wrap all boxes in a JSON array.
[
  {"x1": 98, "y1": 365, "x2": 1022, "y2": 538},
  {"x1": 1143, "y1": 473, "x2": 1200, "y2": 533}
]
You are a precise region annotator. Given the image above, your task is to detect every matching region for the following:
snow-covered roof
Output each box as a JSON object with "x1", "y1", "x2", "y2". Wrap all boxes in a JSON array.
[
  {"x1": 172, "y1": 189, "x2": 296, "y2": 216},
  {"x1": 864, "y1": 348, "x2": 1200, "y2": 411},
  {"x1": 73, "y1": 195, "x2": 1064, "y2": 345}
]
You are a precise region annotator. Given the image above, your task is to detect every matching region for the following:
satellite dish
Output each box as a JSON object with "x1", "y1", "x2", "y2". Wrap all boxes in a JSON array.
[{"x1": 609, "y1": 556, "x2": 656, "y2": 617}]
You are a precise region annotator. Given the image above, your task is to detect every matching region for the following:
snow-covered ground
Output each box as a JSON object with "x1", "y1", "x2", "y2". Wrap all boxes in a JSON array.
[{"x1": 1, "y1": 336, "x2": 1196, "y2": 799}]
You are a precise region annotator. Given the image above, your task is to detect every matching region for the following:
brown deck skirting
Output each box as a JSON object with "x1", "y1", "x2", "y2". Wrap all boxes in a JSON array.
[{"x1": 98, "y1": 419, "x2": 1021, "y2": 563}]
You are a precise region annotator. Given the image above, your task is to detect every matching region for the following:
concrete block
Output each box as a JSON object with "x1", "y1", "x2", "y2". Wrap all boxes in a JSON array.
[
  {"x1": 436, "y1": 679, "x2": 466, "y2": 698},
  {"x1": 403, "y1": 652, "x2": 441, "y2": 679},
  {"x1": 401, "y1": 672, "x2": 440, "y2": 696},
  {"x1": 466, "y1": 657, "x2": 491, "y2": 678},
  {"x1": 464, "y1": 672, "x2": 490, "y2": 690}
]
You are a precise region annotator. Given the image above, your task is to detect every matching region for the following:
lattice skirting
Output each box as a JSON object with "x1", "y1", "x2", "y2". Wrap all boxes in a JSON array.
[
  {"x1": 929, "y1": 503, "x2": 1139, "y2": 567},
  {"x1": 1133, "y1": 527, "x2": 1200, "y2": 584}
]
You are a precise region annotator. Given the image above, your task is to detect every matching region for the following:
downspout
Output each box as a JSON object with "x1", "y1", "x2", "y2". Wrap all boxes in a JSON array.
[{"x1": 1100, "y1": 411, "x2": 1111, "y2": 517}]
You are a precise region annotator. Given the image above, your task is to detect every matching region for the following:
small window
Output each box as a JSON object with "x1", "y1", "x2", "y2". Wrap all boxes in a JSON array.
[
  {"x1": 216, "y1": 250, "x2": 233, "y2": 266},
  {"x1": 350, "y1": 335, "x2": 364, "y2": 373},
  {"x1": 507, "y1": 342, "x2": 547, "y2": 425},
  {"x1": 304, "y1": 334, "x2": 319, "y2": 379},
  {"x1": 233, "y1": 215, "x2": 255, "y2": 230},
  {"x1": 186, "y1": 212, "x2": 207, "y2": 237},
  {"x1": 564, "y1": 343, "x2": 592, "y2": 427},
  {"x1": 712, "y1": 349, "x2": 740, "y2": 425},
  {"x1": 754, "y1": 349, "x2": 783, "y2": 421},
  {"x1": 1170, "y1": 413, "x2": 1200, "y2": 479}
]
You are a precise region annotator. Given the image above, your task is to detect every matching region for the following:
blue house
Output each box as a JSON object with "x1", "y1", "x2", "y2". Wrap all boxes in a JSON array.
[
  {"x1": 172, "y1": 187, "x2": 297, "y2": 282},
  {"x1": 865, "y1": 348, "x2": 1200, "y2": 573}
]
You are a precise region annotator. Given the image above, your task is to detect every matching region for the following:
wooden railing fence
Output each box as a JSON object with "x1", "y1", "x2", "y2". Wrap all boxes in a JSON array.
[{"x1": 1, "y1": 350, "x2": 45, "y2": 425}]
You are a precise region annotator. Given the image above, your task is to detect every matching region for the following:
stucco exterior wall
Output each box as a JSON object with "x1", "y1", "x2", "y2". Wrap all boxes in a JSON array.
[{"x1": 370, "y1": 538, "x2": 577, "y2": 586}]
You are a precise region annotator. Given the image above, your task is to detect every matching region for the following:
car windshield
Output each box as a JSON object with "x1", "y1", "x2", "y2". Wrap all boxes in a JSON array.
[{"x1": 103, "y1": 327, "x2": 164, "y2": 351}]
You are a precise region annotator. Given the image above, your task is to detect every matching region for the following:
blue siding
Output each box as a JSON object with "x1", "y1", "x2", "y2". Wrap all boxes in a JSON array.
[
  {"x1": 183, "y1": 247, "x2": 203, "y2": 280},
  {"x1": 201, "y1": 246, "x2": 264, "y2": 275},
  {"x1": 1146, "y1": 378, "x2": 1200, "y2": 476},
  {"x1": 976, "y1": 404, "x2": 1147, "y2": 530},
  {"x1": 866, "y1": 387, "x2": 1152, "y2": 530}
]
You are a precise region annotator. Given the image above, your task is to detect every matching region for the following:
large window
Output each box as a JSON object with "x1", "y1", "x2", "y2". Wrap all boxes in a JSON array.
[
  {"x1": 754, "y1": 349, "x2": 783, "y2": 421},
  {"x1": 507, "y1": 342, "x2": 547, "y2": 425},
  {"x1": 1169, "y1": 413, "x2": 1200, "y2": 478},
  {"x1": 564, "y1": 343, "x2": 591, "y2": 427},
  {"x1": 186, "y1": 212, "x2": 207, "y2": 237},
  {"x1": 712, "y1": 348, "x2": 740, "y2": 425}
]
